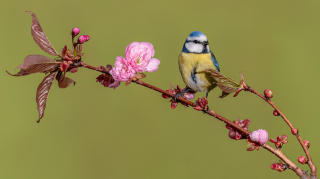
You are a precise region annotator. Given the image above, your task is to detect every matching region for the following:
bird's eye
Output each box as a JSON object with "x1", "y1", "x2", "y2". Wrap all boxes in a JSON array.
[{"x1": 194, "y1": 40, "x2": 199, "y2": 44}]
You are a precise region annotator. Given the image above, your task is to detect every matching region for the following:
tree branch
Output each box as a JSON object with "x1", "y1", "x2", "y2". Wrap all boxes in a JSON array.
[
  {"x1": 79, "y1": 61, "x2": 314, "y2": 179},
  {"x1": 243, "y1": 86, "x2": 317, "y2": 178}
]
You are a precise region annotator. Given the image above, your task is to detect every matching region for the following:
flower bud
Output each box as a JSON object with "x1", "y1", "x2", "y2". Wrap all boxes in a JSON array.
[
  {"x1": 61, "y1": 45, "x2": 67, "y2": 56},
  {"x1": 273, "y1": 110, "x2": 280, "y2": 116},
  {"x1": 264, "y1": 89, "x2": 273, "y2": 98},
  {"x1": 270, "y1": 163, "x2": 281, "y2": 170},
  {"x1": 84, "y1": 35, "x2": 90, "y2": 42},
  {"x1": 77, "y1": 35, "x2": 87, "y2": 44},
  {"x1": 291, "y1": 128, "x2": 298, "y2": 135},
  {"x1": 71, "y1": 27, "x2": 80, "y2": 37},
  {"x1": 303, "y1": 140, "x2": 310, "y2": 148},
  {"x1": 250, "y1": 129, "x2": 268, "y2": 145},
  {"x1": 281, "y1": 135, "x2": 288, "y2": 144},
  {"x1": 297, "y1": 156, "x2": 308, "y2": 164},
  {"x1": 277, "y1": 135, "x2": 282, "y2": 141},
  {"x1": 171, "y1": 101, "x2": 178, "y2": 109},
  {"x1": 270, "y1": 161, "x2": 286, "y2": 172}
]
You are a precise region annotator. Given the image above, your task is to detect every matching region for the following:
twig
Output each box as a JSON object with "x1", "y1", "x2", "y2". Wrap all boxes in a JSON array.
[
  {"x1": 79, "y1": 61, "x2": 313, "y2": 179},
  {"x1": 243, "y1": 86, "x2": 317, "y2": 178}
]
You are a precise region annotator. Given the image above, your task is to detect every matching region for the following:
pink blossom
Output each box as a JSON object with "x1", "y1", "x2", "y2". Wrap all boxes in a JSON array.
[
  {"x1": 125, "y1": 42, "x2": 160, "y2": 72},
  {"x1": 250, "y1": 129, "x2": 268, "y2": 145},
  {"x1": 108, "y1": 80, "x2": 120, "y2": 89},
  {"x1": 182, "y1": 88, "x2": 195, "y2": 100},
  {"x1": 109, "y1": 56, "x2": 136, "y2": 81},
  {"x1": 145, "y1": 58, "x2": 160, "y2": 72}
]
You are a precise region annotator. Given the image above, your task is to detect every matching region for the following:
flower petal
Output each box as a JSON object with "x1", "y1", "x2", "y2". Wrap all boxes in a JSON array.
[
  {"x1": 258, "y1": 129, "x2": 269, "y2": 145},
  {"x1": 145, "y1": 58, "x2": 160, "y2": 72},
  {"x1": 184, "y1": 93, "x2": 194, "y2": 100}
]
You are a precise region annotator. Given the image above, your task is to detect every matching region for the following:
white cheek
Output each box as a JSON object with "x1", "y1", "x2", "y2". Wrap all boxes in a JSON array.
[
  {"x1": 187, "y1": 35, "x2": 207, "y2": 42},
  {"x1": 186, "y1": 43, "x2": 203, "y2": 53}
]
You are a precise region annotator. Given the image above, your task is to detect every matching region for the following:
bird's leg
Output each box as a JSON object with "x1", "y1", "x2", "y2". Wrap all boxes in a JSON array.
[
  {"x1": 173, "y1": 88, "x2": 191, "y2": 101},
  {"x1": 206, "y1": 92, "x2": 209, "y2": 98}
]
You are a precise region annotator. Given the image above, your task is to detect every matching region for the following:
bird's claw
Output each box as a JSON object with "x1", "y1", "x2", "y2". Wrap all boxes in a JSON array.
[{"x1": 173, "y1": 92, "x2": 184, "y2": 101}]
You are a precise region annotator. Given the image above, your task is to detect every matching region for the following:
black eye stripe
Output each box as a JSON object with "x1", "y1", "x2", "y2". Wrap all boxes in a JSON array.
[{"x1": 186, "y1": 40, "x2": 208, "y2": 45}]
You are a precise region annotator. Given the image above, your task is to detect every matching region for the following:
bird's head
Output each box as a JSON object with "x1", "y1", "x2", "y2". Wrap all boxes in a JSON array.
[{"x1": 182, "y1": 31, "x2": 210, "y2": 53}]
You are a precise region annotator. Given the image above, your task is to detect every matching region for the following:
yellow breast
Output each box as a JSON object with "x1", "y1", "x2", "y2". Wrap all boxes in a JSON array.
[{"x1": 178, "y1": 52, "x2": 218, "y2": 92}]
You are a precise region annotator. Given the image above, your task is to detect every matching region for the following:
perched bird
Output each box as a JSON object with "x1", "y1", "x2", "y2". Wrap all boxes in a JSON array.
[{"x1": 177, "y1": 31, "x2": 220, "y2": 99}]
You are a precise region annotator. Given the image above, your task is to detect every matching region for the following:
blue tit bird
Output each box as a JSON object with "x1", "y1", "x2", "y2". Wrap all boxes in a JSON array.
[{"x1": 176, "y1": 31, "x2": 220, "y2": 99}]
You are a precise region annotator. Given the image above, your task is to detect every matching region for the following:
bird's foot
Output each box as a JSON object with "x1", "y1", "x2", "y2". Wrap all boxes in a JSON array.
[
  {"x1": 173, "y1": 92, "x2": 185, "y2": 101},
  {"x1": 172, "y1": 88, "x2": 191, "y2": 101}
]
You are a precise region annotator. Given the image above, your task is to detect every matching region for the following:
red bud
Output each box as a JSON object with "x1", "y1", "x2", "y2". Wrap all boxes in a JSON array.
[
  {"x1": 270, "y1": 161, "x2": 286, "y2": 172},
  {"x1": 297, "y1": 156, "x2": 308, "y2": 164},
  {"x1": 303, "y1": 140, "x2": 310, "y2": 148},
  {"x1": 291, "y1": 128, "x2": 298, "y2": 135},
  {"x1": 171, "y1": 101, "x2": 178, "y2": 109},
  {"x1": 61, "y1": 45, "x2": 67, "y2": 56},
  {"x1": 264, "y1": 89, "x2": 273, "y2": 98},
  {"x1": 273, "y1": 110, "x2": 280, "y2": 116}
]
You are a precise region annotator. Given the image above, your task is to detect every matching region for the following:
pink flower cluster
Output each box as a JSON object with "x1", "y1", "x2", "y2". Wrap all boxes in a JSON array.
[
  {"x1": 250, "y1": 129, "x2": 268, "y2": 145},
  {"x1": 109, "y1": 42, "x2": 160, "y2": 82}
]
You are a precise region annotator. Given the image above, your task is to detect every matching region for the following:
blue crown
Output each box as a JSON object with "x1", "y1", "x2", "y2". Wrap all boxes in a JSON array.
[{"x1": 188, "y1": 31, "x2": 205, "y2": 37}]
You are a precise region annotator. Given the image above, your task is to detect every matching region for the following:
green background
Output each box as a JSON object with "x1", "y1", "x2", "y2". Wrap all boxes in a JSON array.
[{"x1": 1, "y1": 0, "x2": 319, "y2": 178}]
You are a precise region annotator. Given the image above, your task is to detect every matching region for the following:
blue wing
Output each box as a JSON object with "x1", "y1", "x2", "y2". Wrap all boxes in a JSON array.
[{"x1": 210, "y1": 51, "x2": 220, "y2": 72}]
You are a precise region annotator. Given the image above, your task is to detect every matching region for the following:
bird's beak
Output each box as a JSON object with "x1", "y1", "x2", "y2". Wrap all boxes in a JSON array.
[{"x1": 203, "y1": 42, "x2": 209, "y2": 45}]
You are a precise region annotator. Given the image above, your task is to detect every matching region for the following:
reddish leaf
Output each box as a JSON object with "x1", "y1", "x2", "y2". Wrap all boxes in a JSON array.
[
  {"x1": 56, "y1": 71, "x2": 75, "y2": 88},
  {"x1": 27, "y1": 63, "x2": 60, "y2": 74},
  {"x1": 7, "y1": 55, "x2": 60, "y2": 76},
  {"x1": 36, "y1": 72, "x2": 57, "y2": 123},
  {"x1": 15, "y1": 55, "x2": 54, "y2": 70},
  {"x1": 59, "y1": 77, "x2": 75, "y2": 88},
  {"x1": 27, "y1": 11, "x2": 59, "y2": 56},
  {"x1": 8, "y1": 63, "x2": 60, "y2": 76}
]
